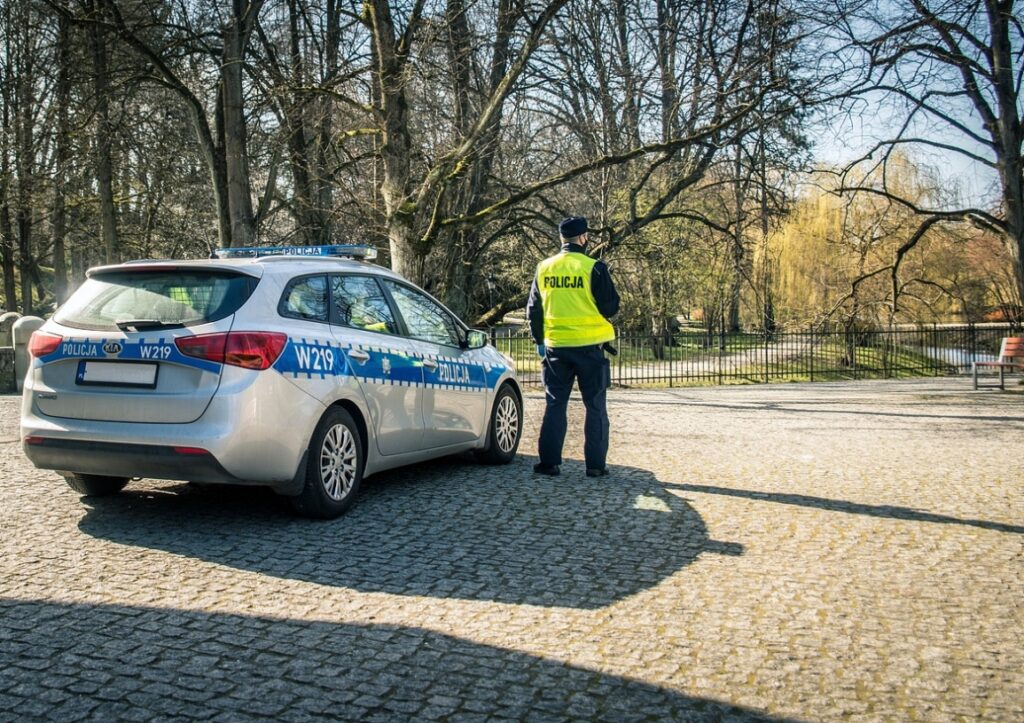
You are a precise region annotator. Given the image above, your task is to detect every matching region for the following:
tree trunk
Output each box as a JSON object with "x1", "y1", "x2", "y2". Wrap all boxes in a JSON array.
[
  {"x1": 220, "y1": 0, "x2": 260, "y2": 246},
  {"x1": 474, "y1": 291, "x2": 528, "y2": 327},
  {"x1": 433, "y1": 0, "x2": 516, "y2": 313},
  {"x1": 16, "y1": 208, "x2": 32, "y2": 314},
  {"x1": 655, "y1": 0, "x2": 678, "y2": 142},
  {"x1": 757, "y1": 134, "x2": 776, "y2": 337},
  {"x1": 0, "y1": 202, "x2": 14, "y2": 312},
  {"x1": 367, "y1": 0, "x2": 417, "y2": 279},
  {"x1": 71, "y1": 243, "x2": 87, "y2": 287},
  {"x1": 89, "y1": 0, "x2": 119, "y2": 264},
  {"x1": 14, "y1": 15, "x2": 34, "y2": 315},
  {"x1": 278, "y1": 0, "x2": 335, "y2": 245},
  {"x1": 611, "y1": 0, "x2": 640, "y2": 147},
  {"x1": 387, "y1": 212, "x2": 420, "y2": 283},
  {"x1": 0, "y1": 35, "x2": 15, "y2": 311},
  {"x1": 986, "y1": 0, "x2": 1024, "y2": 318},
  {"x1": 996, "y1": 127, "x2": 1024, "y2": 317},
  {"x1": 52, "y1": 12, "x2": 71, "y2": 304},
  {"x1": 728, "y1": 144, "x2": 745, "y2": 332},
  {"x1": 316, "y1": 0, "x2": 341, "y2": 243}
]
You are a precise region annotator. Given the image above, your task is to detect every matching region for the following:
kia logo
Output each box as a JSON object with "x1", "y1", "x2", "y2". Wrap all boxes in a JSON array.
[{"x1": 103, "y1": 342, "x2": 123, "y2": 355}]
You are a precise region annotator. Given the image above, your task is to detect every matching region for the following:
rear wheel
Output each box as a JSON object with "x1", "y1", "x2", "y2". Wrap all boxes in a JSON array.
[
  {"x1": 475, "y1": 384, "x2": 522, "y2": 465},
  {"x1": 290, "y1": 407, "x2": 364, "y2": 519},
  {"x1": 65, "y1": 474, "x2": 128, "y2": 497}
]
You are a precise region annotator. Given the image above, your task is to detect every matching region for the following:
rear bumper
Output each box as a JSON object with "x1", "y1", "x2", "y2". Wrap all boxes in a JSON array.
[
  {"x1": 22, "y1": 437, "x2": 308, "y2": 495},
  {"x1": 19, "y1": 367, "x2": 330, "y2": 491},
  {"x1": 23, "y1": 438, "x2": 244, "y2": 484}
]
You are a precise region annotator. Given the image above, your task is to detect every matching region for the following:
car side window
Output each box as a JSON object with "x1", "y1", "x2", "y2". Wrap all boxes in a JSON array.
[
  {"x1": 280, "y1": 275, "x2": 328, "y2": 322},
  {"x1": 331, "y1": 275, "x2": 398, "y2": 335},
  {"x1": 383, "y1": 280, "x2": 462, "y2": 347}
]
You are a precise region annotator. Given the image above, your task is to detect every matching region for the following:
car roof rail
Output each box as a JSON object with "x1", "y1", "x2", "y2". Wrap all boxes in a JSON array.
[{"x1": 213, "y1": 244, "x2": 379, "y2": 261}]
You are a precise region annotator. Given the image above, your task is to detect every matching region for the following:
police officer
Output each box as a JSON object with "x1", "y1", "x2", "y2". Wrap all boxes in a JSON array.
[{"x1": 526, "y1": 216, "x2": 620, "y2": 477}]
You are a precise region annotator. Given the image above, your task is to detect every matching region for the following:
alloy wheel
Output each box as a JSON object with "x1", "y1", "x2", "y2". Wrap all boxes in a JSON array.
[
  {"x1": 320, "y1": 423, "x2": 358, "y2": 501},
  {"x1": 495, "y1": 394, "x2": 520, "y2": 453}
]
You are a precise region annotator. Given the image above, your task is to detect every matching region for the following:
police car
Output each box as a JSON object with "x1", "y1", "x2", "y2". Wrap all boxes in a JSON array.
[{"x1": 21, "y1": 245, "x2": 522, "y2": 518}]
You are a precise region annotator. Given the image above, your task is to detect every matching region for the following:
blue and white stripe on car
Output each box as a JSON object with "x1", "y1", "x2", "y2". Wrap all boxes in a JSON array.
[
  {"x1": 272, "y1": 335, "x2": 507, "y2": 390},
  {"x1": 33, "y1": 337, "x2": 222, "y2": 374}
]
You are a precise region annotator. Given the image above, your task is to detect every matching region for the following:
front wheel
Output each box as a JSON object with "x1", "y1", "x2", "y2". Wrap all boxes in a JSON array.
[
  {"x1": 475, "y1": 384, "x2": 522, "y2": 465},
  {"x1": 290, "y1": 407, "x2": 364, "y2": 519},
  {"x1": 65, "y1": 474, "x2": 128, "y2": 497}
]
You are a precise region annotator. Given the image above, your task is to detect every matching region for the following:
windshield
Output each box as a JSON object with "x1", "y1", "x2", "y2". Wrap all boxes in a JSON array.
[{"x1": 54, "y1": 269, "x2": 258, "y2": 331}]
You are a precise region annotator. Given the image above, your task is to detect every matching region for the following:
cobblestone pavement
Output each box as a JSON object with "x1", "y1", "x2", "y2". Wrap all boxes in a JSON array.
[{"x1": 1, "y1": 378, "x2": 1022, "y2": 722}]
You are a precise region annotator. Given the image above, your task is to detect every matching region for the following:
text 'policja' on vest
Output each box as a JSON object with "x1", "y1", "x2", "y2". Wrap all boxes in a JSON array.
[{"x1": 542, "y1": 275, "x2": 586, "y2": 289}]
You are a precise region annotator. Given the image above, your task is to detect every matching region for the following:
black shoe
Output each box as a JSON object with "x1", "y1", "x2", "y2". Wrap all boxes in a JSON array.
[
  {"x1": 533, "y1": 463, "x2": 560, "y2": 476},
  {"x1": 585, "y1": 467, "x2": 609, "y2": 477}
]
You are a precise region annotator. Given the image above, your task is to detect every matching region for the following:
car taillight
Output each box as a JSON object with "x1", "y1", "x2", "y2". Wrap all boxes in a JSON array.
[
  {"x1": 175, "y1": 332, "x2": 287, "y2": 371},
  {"x1": 223, "y1": 332, "x2": 288, "y2": 369},
  {"x1": 175, "y1": 333, "x2": 227, "y2": 363},
  {"x1": 28, "y1": 332, "x2": 63, "y2": 358}
]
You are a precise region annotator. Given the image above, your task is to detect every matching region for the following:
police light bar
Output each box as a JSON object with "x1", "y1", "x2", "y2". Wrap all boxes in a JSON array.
[{"x1": 214, "y1": 244, "x2": 378, "y2": 261}]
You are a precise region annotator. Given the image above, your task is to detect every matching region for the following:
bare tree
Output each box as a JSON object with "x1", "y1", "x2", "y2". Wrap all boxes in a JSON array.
[
  {"x1": 62, "y1": 0, "x2": 264, "y2": 248},
  {"x1": 0, "y1": 0, "x2": 836, "y2": 327},
  {"x1": 489, "y1": 0, "x2": 812, "y2": 334},
  {"x1": 829, "y1": 0, "x2": 1024, "y2": 320},
  {"x1": 2, "y1": 0, "x2": 55, "y2": 314},
  {"x1": 359, "y1": 0, "x2": 571, "y2": 290},
  {"x1": 252, "y1": 0, "x2": 365, "y2": 245}
]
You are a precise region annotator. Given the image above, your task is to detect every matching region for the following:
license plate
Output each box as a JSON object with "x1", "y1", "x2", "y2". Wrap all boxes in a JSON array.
[{"x1": 76, "y1": 361, "x2": 158, "y2": 388}]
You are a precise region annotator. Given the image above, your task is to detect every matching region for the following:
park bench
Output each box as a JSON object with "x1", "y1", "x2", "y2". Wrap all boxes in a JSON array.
[{"x1": 972, "y1": 336, "x2": 1024, "y2": 390}]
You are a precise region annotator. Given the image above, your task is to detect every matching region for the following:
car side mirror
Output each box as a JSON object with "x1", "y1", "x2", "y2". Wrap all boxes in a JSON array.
[{"x1": 464, "y1": 329, "x2": 488, "y2": 350}]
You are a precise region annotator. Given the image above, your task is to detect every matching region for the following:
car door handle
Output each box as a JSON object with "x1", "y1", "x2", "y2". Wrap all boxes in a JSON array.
[
  {"x1": 421, "y1": 358, "x2": 438, "y2": 370},
  {"x1": 348, "y1": 349, "x2": 370, "y2": 363}
]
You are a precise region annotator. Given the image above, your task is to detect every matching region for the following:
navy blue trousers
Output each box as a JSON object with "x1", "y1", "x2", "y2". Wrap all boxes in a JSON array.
[{"x1": 538, "y1": 344, "x2": 611, "y2": 470}]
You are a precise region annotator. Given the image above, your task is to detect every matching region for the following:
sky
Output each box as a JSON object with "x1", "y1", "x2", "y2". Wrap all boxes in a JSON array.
[{"x1": 812, "y1": 109, "x2": 1001, "y2": 210}]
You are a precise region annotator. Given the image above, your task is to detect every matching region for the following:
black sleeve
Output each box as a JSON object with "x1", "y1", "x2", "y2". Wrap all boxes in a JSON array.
[
  {"x1": 591, "y1": 261, "x2": 620, "y2": 320},
  {"x1": 525, "y1": 275, "x2": 544, "y2": 344}
]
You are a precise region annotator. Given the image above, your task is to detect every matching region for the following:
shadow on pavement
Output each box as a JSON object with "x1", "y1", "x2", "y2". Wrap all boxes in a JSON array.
[
  {"x1": 77, "y1": 458, "x2": 742, "y2": 610},
  {"x1": 0, "y1": 599, "x2": 788, "y2": 721},
  {"x1": 675, "y1": 483, "x2": 1024, "y2": 535}
]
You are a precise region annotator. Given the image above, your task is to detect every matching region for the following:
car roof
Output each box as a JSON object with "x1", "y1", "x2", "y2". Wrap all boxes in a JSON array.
[{"x1": 87, "y1": 255, "x2": 405, "y2": 282}]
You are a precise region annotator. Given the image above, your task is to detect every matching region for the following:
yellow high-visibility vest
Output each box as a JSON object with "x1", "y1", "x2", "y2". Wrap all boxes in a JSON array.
[{"x1": 536, "y1": 251, "x2": 615, "y2": 348}]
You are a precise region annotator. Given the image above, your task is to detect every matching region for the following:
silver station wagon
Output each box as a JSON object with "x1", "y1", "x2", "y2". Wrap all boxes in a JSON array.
[{"x1": 21, "y1": 245, "x2": 523, "y2": 518}]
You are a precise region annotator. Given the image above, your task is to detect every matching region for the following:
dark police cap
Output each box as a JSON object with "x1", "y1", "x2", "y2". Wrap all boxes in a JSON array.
[{"x1": 559, "y1": 216, "x2": 588, "y2": 238}]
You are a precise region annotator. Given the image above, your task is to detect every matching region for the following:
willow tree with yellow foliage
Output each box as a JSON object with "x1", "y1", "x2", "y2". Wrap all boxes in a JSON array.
[{"x1": 766, "y1": 155, "x2": 1016, "y2": 327}]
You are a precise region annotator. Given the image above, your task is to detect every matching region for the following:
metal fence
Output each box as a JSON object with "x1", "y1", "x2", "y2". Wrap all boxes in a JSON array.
[{"x1": 490, "y1": 323, "x2": 1021, "y2": 388}]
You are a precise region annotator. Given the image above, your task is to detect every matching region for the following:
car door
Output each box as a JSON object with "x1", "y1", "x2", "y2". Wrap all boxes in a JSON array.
[
  {"x1": 329, "y1": 273, "x2": 424, "y2": 455},
  {"x1": 381, "y1": 279, "x2": 488, "y2": 448}
]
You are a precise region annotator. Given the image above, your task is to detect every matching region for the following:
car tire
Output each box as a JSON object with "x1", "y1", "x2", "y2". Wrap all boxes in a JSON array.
[
  {"x1": 475, "y1": 384, "x2": 522, "y2": 465},
  {"x1": 65, "y1": 474, "x2": 129, "y2": 497},
  {"x1": 290, "y1": 407, "x2": 364, "y2": 519}
]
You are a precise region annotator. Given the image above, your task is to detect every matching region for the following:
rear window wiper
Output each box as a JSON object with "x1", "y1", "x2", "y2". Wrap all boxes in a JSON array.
[{"x1": 115, "y1": 319, "x2": 186, "y2": 331}]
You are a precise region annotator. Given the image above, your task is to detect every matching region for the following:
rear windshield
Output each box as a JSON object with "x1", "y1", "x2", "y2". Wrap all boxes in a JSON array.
[{"x1": 54, "y1": 269, "x2": 259, "y2": 331}]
